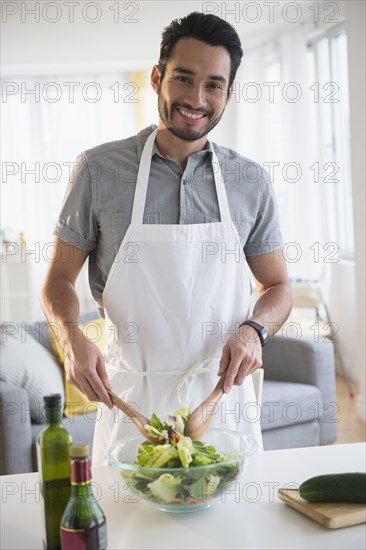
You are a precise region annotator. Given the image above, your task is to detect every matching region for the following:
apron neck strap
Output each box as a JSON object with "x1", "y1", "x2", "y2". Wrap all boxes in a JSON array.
[
  {"x1": 210, "y1": 145, "x2": 231, "y2": 223},
  {"x1": 131, "y1": 128, "x2": 232, "y2": 225},
  {"x1": 131, "y1": 129, "x2": 157, "y2": 225}
]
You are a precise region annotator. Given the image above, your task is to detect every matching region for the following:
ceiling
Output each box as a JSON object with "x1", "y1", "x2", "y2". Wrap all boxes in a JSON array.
[{"x1": 1, "y1": 1, "x2": 344, "y2": 67}]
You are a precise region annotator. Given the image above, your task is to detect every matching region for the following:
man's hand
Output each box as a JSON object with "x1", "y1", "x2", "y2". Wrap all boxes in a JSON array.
[
  {"x1": 217, "y1": 248, "x2": 292, "y2": 393},
  {"x1": 63, "y1": 328, "x2": 113, "y2": 408},
  {"x1": 217, "y1": 325, "x2": 262, "y2": 393},
  {"x1": 40, "y1": 238, "x2": 113, "y2": 409}
]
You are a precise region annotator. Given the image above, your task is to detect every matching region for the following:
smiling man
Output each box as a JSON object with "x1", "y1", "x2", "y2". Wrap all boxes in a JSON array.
[
  {"x1": 153, "y1": 37, "x2": 231, "y2": 147},
  {"x1": 41, "y1": 12, "x2": 291, "y2": 465}
]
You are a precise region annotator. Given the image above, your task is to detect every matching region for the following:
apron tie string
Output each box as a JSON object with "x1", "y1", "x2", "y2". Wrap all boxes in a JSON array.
[
  {"x1": 105, "y1": 356, "x2": 220, "y2": 404},
  {"x1": 174, "y1": 357, "x2": 219, "y2": 404}
]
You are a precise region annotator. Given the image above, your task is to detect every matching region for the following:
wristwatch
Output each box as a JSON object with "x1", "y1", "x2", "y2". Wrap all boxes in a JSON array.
[{"x1": 239, "y1": 320, "x2": 270, "y2": 347}]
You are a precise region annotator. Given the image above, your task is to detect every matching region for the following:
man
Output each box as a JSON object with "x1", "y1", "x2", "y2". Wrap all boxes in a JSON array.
[{"x1": 41, "y1": 12, "x2": 291, "y2": 464}]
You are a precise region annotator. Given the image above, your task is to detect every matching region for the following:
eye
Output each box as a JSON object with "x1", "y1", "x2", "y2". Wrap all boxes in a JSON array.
[
  {"x1": 175, "y1": 76, "x2": 190, "y2": 84},
  {"x1": 206, "y1": 82, "x2": 223, "y2": 92}
]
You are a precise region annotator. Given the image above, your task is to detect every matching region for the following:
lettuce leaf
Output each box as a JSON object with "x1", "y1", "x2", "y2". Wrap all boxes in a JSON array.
[
  {"x1": 136, "y1": 443, "x2": 179, "y2": 468},
  {"x1": 176, "y1": 436, "x2": 194, "y2": 468},
  {"x1": 188, "y1": 474, "x2": 221, "y2": 501},
  {"x1": 147, "y1": 473, "x2": 181, "y2": 503}
]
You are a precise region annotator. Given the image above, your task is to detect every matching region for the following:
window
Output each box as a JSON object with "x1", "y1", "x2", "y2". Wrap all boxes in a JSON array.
[
  {"x1": 1, "y1": 70, "x2": 137, "y2": 244},
  {"x1": 307, "y1": 25, "x2": 354, "y2": 259},
  {"x1": 1, "y1": 68, "x2": 139, "y2": 318},
  {"x1": 263, "y1": 55, "x2": 290, "y2": 240}
]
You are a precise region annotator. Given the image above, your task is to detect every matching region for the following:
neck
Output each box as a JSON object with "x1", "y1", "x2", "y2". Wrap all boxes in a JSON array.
[{"x1": 155, "y1": 125, "x2": 208, "y2": 170}]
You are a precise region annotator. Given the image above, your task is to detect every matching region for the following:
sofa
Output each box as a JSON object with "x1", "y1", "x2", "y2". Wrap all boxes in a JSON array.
[{"x1": 0, "y1": 315, "x2": 337, "y2": 475}]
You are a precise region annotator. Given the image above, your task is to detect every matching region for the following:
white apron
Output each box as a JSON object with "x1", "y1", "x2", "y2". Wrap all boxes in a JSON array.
[{"x1": 92, "y1": 129, "x2": 263, "y2": 465}]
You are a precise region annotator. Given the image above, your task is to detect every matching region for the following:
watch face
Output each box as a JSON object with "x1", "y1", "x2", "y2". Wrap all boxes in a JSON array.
[
  {"x1": 241, "y1": 321, "x2": 269, "y2": 346},
  {"x1": 261, "y1": 327, "x2": 270, "y2": 345}
]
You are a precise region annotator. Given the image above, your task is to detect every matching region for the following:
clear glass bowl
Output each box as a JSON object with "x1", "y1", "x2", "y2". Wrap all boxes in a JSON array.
[{"x1": 107, "y1": 428, "x2": 258, "y2": 513}]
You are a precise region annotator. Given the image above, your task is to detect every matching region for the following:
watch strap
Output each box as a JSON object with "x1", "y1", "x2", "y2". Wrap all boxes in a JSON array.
[{"x1": 239, "y1": 320, "x2": 270, "y2": 347}]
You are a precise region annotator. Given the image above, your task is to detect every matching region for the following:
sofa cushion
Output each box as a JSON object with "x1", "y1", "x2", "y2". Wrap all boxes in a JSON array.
[
  {"x1": 262, "y1": 420, "x2": 320, "y2": 450},
  {"x1": 0, "y1": 323, "x2": 65, "y2": 423},
  {"x1": 23, "y1": 320, "x2": 55, "y2": 355},
  {"x1": 260, "y1": 380, "x2": 323, "y2": 431}
]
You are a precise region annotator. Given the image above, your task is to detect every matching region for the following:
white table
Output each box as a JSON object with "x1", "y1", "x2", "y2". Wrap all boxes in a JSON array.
[{"x1": 1, "y1": 443, "x2": 365, "y2": 549}]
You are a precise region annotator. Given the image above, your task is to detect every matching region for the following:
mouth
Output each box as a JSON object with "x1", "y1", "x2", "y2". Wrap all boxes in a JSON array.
[{"x1": 176, "y1": 106, "x2": 208, "y2": 122}]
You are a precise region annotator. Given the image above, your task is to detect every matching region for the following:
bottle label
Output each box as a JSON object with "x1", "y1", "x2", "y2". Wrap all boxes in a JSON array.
[{"x1": 60, "y1": 524, "x2": 107, "y2": 550}]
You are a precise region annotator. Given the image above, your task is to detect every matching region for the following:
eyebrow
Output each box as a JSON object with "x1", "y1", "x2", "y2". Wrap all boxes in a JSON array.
[{"x1": 172, "y1": 66, "x2": 227, "y2": 85}]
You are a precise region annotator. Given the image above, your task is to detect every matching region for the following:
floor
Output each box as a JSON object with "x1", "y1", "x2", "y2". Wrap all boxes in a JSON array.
[{"x1": 333, "y1": 374, "x2": 366, "y2": 444}]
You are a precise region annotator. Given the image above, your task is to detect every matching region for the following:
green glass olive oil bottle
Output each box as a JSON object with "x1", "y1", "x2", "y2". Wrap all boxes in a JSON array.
[
  {"x1": 60, "y1": 443, "x2": 107, "y2": 550},
  {"x1": 37, "y1": 394, "x2": 73, "y2": 550}
]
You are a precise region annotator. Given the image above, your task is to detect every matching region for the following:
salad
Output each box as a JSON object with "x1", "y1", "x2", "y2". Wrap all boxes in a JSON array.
[{"x1": 120, "y1": 407, "x2": 241, "y2": 505}]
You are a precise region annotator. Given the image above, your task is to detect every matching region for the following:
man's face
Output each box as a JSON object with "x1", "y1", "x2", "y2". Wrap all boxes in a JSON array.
[{"x1": 151, "y1": 38, "x2": 232, "y2": 142}]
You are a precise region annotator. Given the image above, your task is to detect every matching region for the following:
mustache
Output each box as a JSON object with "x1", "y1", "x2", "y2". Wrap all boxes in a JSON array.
[{"x1": 173, "y1": 102, "x2": 212, "y2": 116}]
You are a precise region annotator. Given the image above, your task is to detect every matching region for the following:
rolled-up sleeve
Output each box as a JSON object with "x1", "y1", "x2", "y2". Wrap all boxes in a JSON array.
[
  {"x1": 54, "y1": 153, "x2": 98, "y2": 250},
  {"x1": 244, "y1": 169, "x2": 283, "y2": 257}
]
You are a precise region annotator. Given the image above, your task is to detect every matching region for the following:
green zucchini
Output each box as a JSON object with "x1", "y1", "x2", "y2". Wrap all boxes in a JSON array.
[{"x1": 299, "y1": 473, "x2": 366, "y2": 503}]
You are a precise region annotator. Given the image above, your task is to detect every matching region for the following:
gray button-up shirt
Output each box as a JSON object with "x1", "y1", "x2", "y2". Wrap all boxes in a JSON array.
[{"x1": 54, "y1": 125, "x2": 282, "y2": 312}]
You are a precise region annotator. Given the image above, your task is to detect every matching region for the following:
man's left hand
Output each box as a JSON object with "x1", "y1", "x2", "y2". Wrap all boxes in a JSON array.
[{"x1": 217, "y1": 324, "x2": 262, "y2": 393}]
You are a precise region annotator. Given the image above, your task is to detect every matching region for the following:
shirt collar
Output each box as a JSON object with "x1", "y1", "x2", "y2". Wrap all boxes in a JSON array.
[{"x1": 136, "y1": 124, "x2": 214, "y2": 162}]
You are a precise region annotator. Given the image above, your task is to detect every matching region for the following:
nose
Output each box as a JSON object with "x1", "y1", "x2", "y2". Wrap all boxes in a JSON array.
[{"x1": 184, "y1": 82, "x2": 207, "y2": 110}]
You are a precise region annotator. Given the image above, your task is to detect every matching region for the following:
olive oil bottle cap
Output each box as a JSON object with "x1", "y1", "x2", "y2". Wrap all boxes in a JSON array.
[
  {"x1": 43, "y1": 393, "x2": 62, "y2": 407},
  {"x1": 70, "y1": 443, "x2": 89, "y2": 458}
]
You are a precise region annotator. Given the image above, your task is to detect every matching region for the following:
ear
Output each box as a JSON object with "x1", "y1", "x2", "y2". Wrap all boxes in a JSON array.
[
  {"x1": 226, "y1": 82, "x2": 234, "y2": 105},
  {"x1": 151, "y1": 65, "x2": 161, "y2": 94}
]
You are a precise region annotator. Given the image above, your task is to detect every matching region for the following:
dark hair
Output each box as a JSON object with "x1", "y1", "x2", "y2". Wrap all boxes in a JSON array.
[{"x1": 158, "y1": 12, "x2": 243, "y2": 89}]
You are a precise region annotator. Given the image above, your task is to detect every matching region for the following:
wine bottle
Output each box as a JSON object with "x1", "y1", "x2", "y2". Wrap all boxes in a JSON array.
[
  {"x1": 37, "y1": 393, "x2": 73, "y2": 550},
  {"x1": 60, "y1": 443, "x2": 107, "y2": 550}
]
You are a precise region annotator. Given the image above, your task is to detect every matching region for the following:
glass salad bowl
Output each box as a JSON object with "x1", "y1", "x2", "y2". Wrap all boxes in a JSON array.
[{"x1": 107, "y1": 428, "x2": 258, "y2": 513}]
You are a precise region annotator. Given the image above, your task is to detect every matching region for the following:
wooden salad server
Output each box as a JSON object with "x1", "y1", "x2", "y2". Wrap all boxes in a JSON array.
[
  {"x1": 107, "y1": 389, "x2": 159, "y2": 444},
  {"x1": 183, "y1": 373, "x2": 227, "y2": 440}
]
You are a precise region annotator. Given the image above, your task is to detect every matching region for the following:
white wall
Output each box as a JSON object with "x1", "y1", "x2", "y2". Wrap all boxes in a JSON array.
[
  {"x1": 343, "y1": 0, "x2": 366, "y2": 421},
  {"x1": 328, "y1": 262, "x2": 357, "y2": 378}
]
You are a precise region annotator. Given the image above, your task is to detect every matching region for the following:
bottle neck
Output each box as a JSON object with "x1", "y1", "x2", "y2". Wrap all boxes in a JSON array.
[
  {"x1": 44, "y1": 407, "x2": 63, "y2": 425},
  {"x1": 71, "y1": 457, "x2": 92, "y2": 484},
  {"x1": 70, "y1": 458, "x2": 93, "y2": 497}
]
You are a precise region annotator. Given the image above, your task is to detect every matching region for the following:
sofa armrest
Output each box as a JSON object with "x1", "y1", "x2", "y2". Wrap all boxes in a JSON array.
[
  {"x1": 0, "y1": 381, "x2": 34, "y2": 475},
  {"x1": 262, "y1": 334, "x2": 337, "y2": 444},
  {"x1": 263, "y1": 334, "x2": 335, "y2": 386}
]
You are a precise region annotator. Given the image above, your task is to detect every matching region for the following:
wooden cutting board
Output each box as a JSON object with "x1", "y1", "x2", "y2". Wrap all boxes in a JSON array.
[{"x1": 277, "y1": 489, "x2": 366, "y2": 529}]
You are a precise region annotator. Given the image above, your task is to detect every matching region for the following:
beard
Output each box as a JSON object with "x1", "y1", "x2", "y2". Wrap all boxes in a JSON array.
[{"x1": 157, "y1": 93, "x2": 225, "y2": 142}]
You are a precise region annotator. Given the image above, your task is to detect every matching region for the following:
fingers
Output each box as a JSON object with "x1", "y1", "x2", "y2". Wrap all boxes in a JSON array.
[
  {"x1": 95, "y1": 359, "x2": 113, "y2": 408},
  {"x1": 85, "y1": 375, "x2": 113, "y2": 409},
  {"x1": 221, "y1": 338, "x2": 262, "y2": 393},
  {"x1": 233, "y1": 354, "x2": 261, "y2": 386},
  {"x1": 78, "y1": 376, "x2": 101, "y2": 402},
  {"x1": 218, "y1": 345, "x2": 231, "y2": 376},
  {"x1": 64, "y1": 343, "x2": 113, "y2": 409},
  {"x1": 223, "y1": 353, "x2": 241, "y2": 393},
  {"x1": 67, "y1": 363, "x2": 113, "y2": 408},
  {"x1": 224, "y1": 354, "x2": 262, "y2": 393}
]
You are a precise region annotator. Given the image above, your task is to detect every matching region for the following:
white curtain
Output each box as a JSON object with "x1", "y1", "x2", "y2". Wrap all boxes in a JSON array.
[
  {"x1": 236, "y1": 26, "x2": 325, "y2": 282},
  {"x1": 1, "y1": 71, "x2": 136, "y2": 320}
]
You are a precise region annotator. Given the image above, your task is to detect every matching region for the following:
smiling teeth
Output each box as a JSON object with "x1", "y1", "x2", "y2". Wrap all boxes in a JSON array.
[{"x1": 179, "y1": 108, "x2": 205, "y2": 119}]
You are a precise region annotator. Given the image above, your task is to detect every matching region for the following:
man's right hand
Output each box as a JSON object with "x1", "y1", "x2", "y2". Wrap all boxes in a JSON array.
[
  {"x1": 63, "y1": 327, "x2": 113, "y2": 409},
  {"x1": 41, "y1": 237, "x2": 113, "y2": 409}
]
